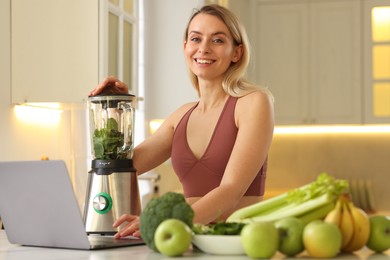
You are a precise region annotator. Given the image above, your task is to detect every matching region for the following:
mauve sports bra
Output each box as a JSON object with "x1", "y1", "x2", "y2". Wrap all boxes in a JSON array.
[{"x1": 171, "y1": 96, "x2": 267, "y2": 198}]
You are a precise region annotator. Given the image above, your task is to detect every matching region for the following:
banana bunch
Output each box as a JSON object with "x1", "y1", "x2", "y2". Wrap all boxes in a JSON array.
[{"x1": 324, "y1": 194, "x2": 370, "y2": 253}]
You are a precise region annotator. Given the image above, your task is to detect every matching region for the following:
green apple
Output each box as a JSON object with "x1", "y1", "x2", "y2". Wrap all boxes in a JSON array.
[
  {"x1": 274, "y1": 217, "x2": 304, "y2": 256},
  {"x1": 154, "y1": 218, "x2": 192, "y2": 257},
  {"x1": 366, "y1": 215, "x2": 390, "y2": 253},
  {"x1": 303, "y1": 220, "x2": 342, "y2": 258},
  {"x1": 240, "y1": 221, "x2": 279, "y2": 259}
]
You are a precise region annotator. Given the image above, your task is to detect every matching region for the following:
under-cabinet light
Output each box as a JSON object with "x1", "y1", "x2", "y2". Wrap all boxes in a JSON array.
[
  {"x1": 14, "y1": 103, "x2": 63, "y2": 127},
  {"x1": 274, "y1": 125, "x2": 390, "y2": 135}
]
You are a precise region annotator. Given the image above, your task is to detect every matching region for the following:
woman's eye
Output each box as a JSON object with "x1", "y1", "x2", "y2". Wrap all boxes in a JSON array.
[
  {"x1": 190, "y1": 37, "x2": 200, "y2": 42},
  {"x1": 213, "y1": 38, "x2": 224, "y2": 44}
]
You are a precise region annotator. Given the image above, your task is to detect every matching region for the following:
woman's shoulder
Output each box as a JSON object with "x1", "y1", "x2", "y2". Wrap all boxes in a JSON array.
[
  {"x1": 177, "y1": 101, "x2": 198, "y2": 112},
  {"x1": 173, "y1": 101, "x2": 198, "y2": 117},
  {"x1": 236, "y1": 89, "x2": 273, "y2": 107},
  {"x1": 165, "y1": 101, "x2": 198, "y2": 127},
  {"x1": 235, "y1": 89, "x2": 274, "y2": 124}
]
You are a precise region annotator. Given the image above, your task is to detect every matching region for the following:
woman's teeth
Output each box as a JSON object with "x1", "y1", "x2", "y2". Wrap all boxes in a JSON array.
[{"x1": 196, "y1": 59, "x2": 213, "y2": 64}]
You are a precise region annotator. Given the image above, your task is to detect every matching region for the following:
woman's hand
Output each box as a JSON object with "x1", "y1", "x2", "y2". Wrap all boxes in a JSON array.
[
  {"x1": 89, "y1": 76, "x2": 129, "y2": 96},
  {"x1": 113, "y1": 214, "x2": 141, "y2": 238}
]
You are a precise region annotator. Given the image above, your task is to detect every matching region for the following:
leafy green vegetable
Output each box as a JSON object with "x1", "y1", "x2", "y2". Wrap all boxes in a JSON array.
[
  {"x1": 192, "y1": 222, "x2": 246, "y2": 235},
  {"x1": 93, "y1": 118, "x2": 127, "y2": 160},
  {"x1": 106, "y1": 117, "x2": 118, "y2": 130},
  {"x1": 286, "y1": 172, "x2": 349, "y2": 204}
]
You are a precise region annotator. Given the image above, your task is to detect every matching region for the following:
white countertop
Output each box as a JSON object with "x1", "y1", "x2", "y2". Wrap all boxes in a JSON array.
[{"x1": 1, "y1": 230, "x2": 389, "y2": 260}]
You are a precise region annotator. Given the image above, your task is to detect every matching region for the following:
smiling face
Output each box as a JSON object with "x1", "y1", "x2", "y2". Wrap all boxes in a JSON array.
[{"x1": 184, "y1": 13, "x2": 242, "y2": 85}]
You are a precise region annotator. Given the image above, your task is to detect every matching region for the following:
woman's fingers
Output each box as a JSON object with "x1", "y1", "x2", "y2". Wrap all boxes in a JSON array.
[
  {"x1": 113, "y1": 214, "x2": 138, "y2": 227},
  {"x1": 113, "y1": 214, "x2": 140, "y2": 238},
  {"x1": 133, "y1": 230, "x2": 142, "y2": 238},
  {"x1": 114, "y1": 222, "x2": 140, "y2": 238},
  {"x1": 121, "y1": 222, "x2": 140, "y2": 237},
  {"x1": 88, "y1": 76, "x2": 129, "y2": 96},
  {"x1": 88, "y1": 77, "x2": 111, "y2": 96},
  {"x1": 112, "y1": 214, "x2": 127, "y2": 227}
]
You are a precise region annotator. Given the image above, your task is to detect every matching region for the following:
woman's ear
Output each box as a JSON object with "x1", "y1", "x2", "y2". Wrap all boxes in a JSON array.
[{"x1": 232, "y1": 44, "x2": 243, "y2": 63}]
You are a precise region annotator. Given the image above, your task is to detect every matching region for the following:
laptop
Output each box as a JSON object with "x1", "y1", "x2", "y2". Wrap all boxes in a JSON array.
[{"x1": 0, "y1": 160, "x2": 144, "y2": 250}]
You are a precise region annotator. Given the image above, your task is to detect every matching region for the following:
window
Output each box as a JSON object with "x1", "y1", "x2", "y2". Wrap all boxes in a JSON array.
[
  {"x1": 371, "y1": 7, "x2": 390, "y2": 116},
  {"x1": 103, "y1": 0, "x2": 137, "y2": 94}
]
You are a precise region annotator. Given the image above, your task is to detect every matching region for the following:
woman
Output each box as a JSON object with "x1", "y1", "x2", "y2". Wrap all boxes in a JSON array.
[{"x1": 89, "y1": 4, "x2": 274, "y2": 238}]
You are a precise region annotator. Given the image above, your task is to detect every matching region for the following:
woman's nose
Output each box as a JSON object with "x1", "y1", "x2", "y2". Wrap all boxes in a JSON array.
[{"x1": 198, "y1": 42, "x2": 211, "y2": 54}]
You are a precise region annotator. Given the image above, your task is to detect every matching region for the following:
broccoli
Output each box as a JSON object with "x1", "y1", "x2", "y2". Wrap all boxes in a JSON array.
[{"x1": 139, "y1": 192, "x2": 194, "y2": 251}]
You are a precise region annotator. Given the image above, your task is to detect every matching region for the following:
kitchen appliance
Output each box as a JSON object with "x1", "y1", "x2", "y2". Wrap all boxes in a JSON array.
[{"x1": 84, "y1": 94, "x2": 141, "y2": 235}]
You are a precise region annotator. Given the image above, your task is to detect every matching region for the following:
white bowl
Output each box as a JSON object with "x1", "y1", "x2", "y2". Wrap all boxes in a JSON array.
[{"x1": 192, "y1": 234, "x2": 245, "y2": 255}]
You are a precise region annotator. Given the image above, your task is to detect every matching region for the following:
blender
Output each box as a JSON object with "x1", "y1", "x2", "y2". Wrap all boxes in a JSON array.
[{"x1": 84, "y1": 94, "x2": 141, "y2": 235}]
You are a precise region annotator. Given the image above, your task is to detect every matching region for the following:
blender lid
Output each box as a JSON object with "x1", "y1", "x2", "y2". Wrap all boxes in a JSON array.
[
  {"x1": 88, "y1": 94, "x2": 136, "y2": 108},
  {"x1": 88, "y1": 93, "x2": 135, "y2": 101}
]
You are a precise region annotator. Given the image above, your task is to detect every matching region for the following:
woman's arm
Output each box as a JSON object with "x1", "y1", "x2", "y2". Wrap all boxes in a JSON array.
[
  {"x1": 132, "y1": 120, "x2": 173, "y2": 175},
  {"x1": 191, "y1": 90, "x2": 274, "y2": 224},
  {"x1": 132, "y1": 103, "x2": 196, "y2": 175}
]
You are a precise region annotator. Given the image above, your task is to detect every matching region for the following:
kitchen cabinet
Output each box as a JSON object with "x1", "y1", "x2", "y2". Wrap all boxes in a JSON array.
[
  {"x1": 363, "y1": 0, "x2": 390, "y2": 123},
  {"x1": 11, "y1": 0, "x2": 137, "y2": 104},
  {"x1": 252, "y1": 0, "x2": 361, "y2": 125}
]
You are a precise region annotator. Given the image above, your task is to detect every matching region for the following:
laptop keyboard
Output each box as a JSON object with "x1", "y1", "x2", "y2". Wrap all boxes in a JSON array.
[{"x1": 88, "y1": 235, "x2": 144, "y2": 247}]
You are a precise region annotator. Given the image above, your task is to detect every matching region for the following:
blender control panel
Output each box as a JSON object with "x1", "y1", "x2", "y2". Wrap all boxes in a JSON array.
[{"x1": 92, "y1": 192, "x2": 112, "y2": 214}]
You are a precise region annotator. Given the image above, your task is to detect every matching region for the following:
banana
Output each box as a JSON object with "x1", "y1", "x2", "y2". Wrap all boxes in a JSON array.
[
  {"x1": 339, "y1": 201, "x2": 354, "y2": 248},
  {"x1": 342, "y1": 202, "x2": 371, "y2": 253},
  {"x1": 324, "y1": 199, "x2": 342, "y2": 226}
]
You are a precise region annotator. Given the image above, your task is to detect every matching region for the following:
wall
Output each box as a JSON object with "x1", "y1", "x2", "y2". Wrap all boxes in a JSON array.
[{"x1": 142, "y1": 0, "x2": 201, "y2": 123}]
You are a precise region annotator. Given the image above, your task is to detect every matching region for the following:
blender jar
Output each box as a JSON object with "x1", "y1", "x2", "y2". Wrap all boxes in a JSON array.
[{"x1": 88, "y1": 94, "x2": 136, "y2": 161}]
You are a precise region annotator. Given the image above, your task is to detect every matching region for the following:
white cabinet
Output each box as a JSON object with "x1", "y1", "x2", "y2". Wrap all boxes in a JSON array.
[
  {"x1": 252, "y1": 0, "x2": 362, "y2": 125},
  {"x1": 363, "y1": 0, "x2": 390, "y2": 123},
  {"x1": 11, "y1": 0, "x2": 137, "y2": 103}
]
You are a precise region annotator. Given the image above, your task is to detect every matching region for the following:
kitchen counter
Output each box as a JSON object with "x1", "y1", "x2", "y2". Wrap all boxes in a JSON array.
[{"x1": 1, "y1": 231, "x2": 389, "y2": 260}]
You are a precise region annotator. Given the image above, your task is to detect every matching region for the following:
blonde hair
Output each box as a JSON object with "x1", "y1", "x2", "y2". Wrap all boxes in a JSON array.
[{"x1": 184, "y1": 4, "x2": 271, "y2": 98}]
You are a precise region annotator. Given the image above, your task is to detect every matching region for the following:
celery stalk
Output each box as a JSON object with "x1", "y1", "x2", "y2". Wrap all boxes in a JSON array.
[
  {"x1": 297, "y1": 202, "x2": 335, "y2": 225},
  {"x1": 226, "y1": 173, "x2": 348, "y2": 223},
  {"x1": 244, "y1": 193, "x2": 333, "y2": 223},
  {"x1": 227, "y1": 182, "x2": 315, "y2": 222},
  {"x1": 226, "y1": 192, "x2": 288, "y2": 222}
]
